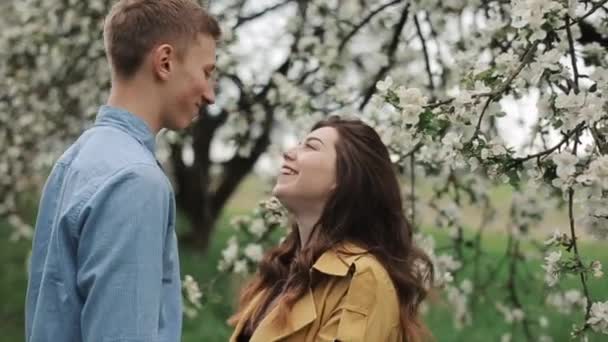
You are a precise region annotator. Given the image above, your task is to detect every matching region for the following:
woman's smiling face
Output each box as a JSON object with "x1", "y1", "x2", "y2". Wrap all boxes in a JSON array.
[{"x1": 272, "y1": 126, "x2": 339, "y2": 212}]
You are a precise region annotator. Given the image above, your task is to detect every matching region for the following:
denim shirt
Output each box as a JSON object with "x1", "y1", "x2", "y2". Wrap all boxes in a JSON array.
[{"x1": 25, "y1": 106, "x2": 182, "y2": 342}]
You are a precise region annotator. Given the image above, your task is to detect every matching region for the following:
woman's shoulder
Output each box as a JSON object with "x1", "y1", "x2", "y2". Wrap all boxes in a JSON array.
[
  {"x1": 315, "y1": 242, "x2": 398, "y2": 300},
  {"x1": 332, "y1": 243, "x2": 393, "y2": 283},
  {"x1": 349, "y1": 251, "x2": 397, "y2": 294},
  {"x1": 332, "y1": 244, "x2": 401, "y2": 325}
]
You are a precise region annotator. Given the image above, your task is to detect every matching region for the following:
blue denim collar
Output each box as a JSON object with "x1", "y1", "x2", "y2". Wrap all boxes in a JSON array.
[{"x1": 95, "y1": 105, "x2": 156, "y2": 154}]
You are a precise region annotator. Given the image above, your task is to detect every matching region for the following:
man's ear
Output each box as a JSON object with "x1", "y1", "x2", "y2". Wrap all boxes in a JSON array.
[{"x1": 152, "y1": 44, "x2": 174, "y2": 81}]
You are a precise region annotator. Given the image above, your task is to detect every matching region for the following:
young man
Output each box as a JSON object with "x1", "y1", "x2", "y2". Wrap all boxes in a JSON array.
[{"x1": 25, "y1": 1, "x2": 220, "y2": 341}]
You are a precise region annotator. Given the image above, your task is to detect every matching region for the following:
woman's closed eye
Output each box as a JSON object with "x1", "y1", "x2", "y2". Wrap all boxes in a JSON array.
[{"x1": 305, "y1": 143, "x2": 318, "y2": 150}]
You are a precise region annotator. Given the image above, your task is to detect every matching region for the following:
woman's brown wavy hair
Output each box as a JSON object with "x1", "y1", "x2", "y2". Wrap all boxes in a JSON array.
[{"x1": 230, "y1": 116, "x2": 434, "y2": 342}]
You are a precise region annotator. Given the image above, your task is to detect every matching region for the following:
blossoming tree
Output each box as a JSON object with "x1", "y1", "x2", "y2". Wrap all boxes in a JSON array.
[{"x1": 2, "y1": 0, "x2": 608, "y2": 339}]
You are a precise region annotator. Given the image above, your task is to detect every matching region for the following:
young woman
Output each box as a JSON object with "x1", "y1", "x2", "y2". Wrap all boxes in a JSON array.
[{"x1": 229, "y1": 116, "x2": 433, "y2": 342}]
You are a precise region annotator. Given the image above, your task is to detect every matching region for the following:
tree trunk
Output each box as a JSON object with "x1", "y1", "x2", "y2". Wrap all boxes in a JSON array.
[{"x1": 170, "y1": 104, "x2": 273, "y2": 251}]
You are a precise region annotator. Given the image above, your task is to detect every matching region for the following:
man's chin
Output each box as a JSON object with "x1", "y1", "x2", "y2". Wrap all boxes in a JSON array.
[
  {"x1": 165, "y1": 118, "x2": 193, "y2": 131},
  {"x1": 189, "y1": 105, "x2": 205, "y2": 122}
]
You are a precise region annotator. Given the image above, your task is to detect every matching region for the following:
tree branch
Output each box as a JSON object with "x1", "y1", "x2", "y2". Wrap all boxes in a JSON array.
[
  {"x1": 337, "y1": 0, "x2": 403, "y2": 54},
  {"x1": 513, "y1": 122, "x2": 586, "y2": 162},
  {"x1": 234, "y1": 0, "x2": 295, "y2": 29},
  {"x1": 410, "y1": 152, "x2": 417, "y2": 231},
  {"x1": 414, "y1": 14, "x2": 435, "y2": 92},
  {"x1": 424, "y1": 11, "x2": 449, "y2": 88},
  {"x1": 567, "y1": 132, "x2": 594, "y2": 336},
  {"x1": 556, "y1": 0, "x2": 608, "y2": 30},
  {"x1": 590, "y1": 124, "x2": 608, "y2": 155},
  {"x1": 565, "y1": 15, "x2": 580, "y2": 92},
  {"x1": 470, "y1": 41, "x2": 539, "y2": 138},
  {"x1": 474, "y1": 41, "x2": 540, "y2": 99},
  {"x1": 359, "y1": 3, "x2": 410, "y2": 110},
  {"x1": 506, "y1": 240, "x2": 534, "y2": 341}
]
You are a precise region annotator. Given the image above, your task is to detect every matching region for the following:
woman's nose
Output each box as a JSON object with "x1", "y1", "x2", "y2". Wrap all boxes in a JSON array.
[{"x1": 283, "y1": 147, "x2": 296, "y2": 161}]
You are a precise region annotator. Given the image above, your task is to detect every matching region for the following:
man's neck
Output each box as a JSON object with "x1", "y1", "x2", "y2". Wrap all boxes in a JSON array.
[{"x1": 107, "y1": 80, "x2": 162, "y2": 134}]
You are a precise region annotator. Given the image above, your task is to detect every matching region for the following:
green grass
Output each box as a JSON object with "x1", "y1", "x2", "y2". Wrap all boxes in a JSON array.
[
  {"x1": 422, "y1": 228, "x2": 608, "y2": 341},
  {"x1": 5, "y1": 217, "x2": 606, "y2": 342},
  {"x1": 0, "y1": 220, "x2": 29, "y2": 342}
]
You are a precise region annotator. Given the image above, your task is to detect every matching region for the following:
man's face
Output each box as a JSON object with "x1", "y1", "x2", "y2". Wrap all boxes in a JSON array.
[{"x1": 161, "y1": 34, "x2": 216, "y2": 130}]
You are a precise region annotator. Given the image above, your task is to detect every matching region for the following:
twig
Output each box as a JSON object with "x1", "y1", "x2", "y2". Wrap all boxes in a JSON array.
[
  {"x1": 513, "y1": 122, "x2": 586, "y2": 162},
  {"x1": 337, "y1": 0, "x2": 403, "y2": 53},
  {"x1": 414, "y1": 14, "x2": 435, "y2": 91},
  {"x1": 565, "y1": 16, "x2": 580, "y2": 92},
  {"x1": 424, "y1": 11, "x2": 449, "y2": 88},
  {"x1": 567, "y1": 133, "x2": 594, "y2": 335},
  {"x1": 470, "y1": 41, "x2": 540, "y2": 138},
  {"x1": 359, "y1": 3, "x2": 411, "y2": 109},
  {"x1": 471, "y1": 201, "x2": 494, "y2": 310},
  {"x1": 590, "y1": 125, "x2": 608, "y2": 155},
  {"x1": 424, "y1": 98, "x2": 455, "y2": 109},
  {"x1": 506, "y1": 240, "x2": 534, "y2": 341},
  {"x1": 556, "y1": 0, "x2": 608, "y2": 30},
  {"x1": 410, "y1": 152, "x2": 417, "y2": 231},
  {"x1": 234, "y1": 0, "x2": 295, "y2": 29}
]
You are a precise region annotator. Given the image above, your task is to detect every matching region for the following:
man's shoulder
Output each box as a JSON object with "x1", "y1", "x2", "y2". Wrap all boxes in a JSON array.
[
  {"x1": 57, "y1": 127, "x2": 170, "y2": 199},
  {"x1": 58, "y1": 126, "x2": 156, "y2": 173},
  {"x1": 83, "y1": 125, "x2": 155, "y2": 162}
]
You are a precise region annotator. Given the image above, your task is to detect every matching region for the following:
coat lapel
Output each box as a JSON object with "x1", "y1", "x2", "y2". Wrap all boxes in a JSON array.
[
  {"x1": 229, "y1": 291, "x2": 265, "y2": 342},
  {"x1": 250, "y1": 286, "x2": 317, "y2": 342},
  {"x1": 231, "y1": 243, "x2": 368, "y2": 342}
]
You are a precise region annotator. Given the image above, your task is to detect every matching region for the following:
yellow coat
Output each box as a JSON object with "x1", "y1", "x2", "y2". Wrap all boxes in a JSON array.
[{"x1": 229, "y1": 243, "x2": 404, "y2": 342}]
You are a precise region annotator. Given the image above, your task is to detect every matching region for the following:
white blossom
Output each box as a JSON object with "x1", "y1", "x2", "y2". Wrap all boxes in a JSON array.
[
  {"x1": 441, "y1": 131, "x2": 463, "y2": 150},
  {"x1": 552, "y1": 152, "x2": 578, "y2": 181},
  {"x1": 447, "y1": 285, "x2": 471, "y2": 329},
  {"x1": 395, "y1": 86, "x2": 427, "y2": 126},
  {"x1": 496, "y1": 302, "x2": 525, "y2": 324},
  {"x1": 544, "y1": 229, "x2": 569, "y2": 247},
  {"x1": 233, "y1": 259, "x2": 249, "y2": 275},
  {"x1": 248, "y1": 218, "x2": 267, "y2": 238},
  {"x1": 587, "y1": 301, "x2": 608, "y2": 334},
  {"x1": 376, "y1": 76, "x2": 394, "y2": 93},
  {"x1": 591, "y1": 261, "x2": 603, "y2": 278},
  {"x1": 543, "y1": 250, "x2": 562, "y2": 287},
  {"x1": 182, "y1": 275, "x2": 203, "y2": 309},
  {"x1": 577, "y1": 156, "x2": 608, "y2": 189},
  {"x1": 547, "y1": 289, "x2": 587, "y2": 314},
  {"x1": 511, "y1": 0, "x2": 563, "y2": 32},
  {"x1": 244, "y1": 243, "x2": 264, "y2": 263},
  {"x1": 218, "y1": 236, "x2": 239, "y2": 271},
  {"x1": 460, "y1": 279, "x2": 473, "y2": 294}
]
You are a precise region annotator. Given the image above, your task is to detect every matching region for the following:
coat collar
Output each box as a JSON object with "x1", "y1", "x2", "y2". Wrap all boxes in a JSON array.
[
  {"x1": 312, "y1": 242, "x2": 368, "y2": 276},
  {"x1": 231, "y1": 242, "x2": 368, "y2": 342}
]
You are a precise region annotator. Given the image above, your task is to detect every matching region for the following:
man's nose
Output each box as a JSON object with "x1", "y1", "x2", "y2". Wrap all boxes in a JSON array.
[{"x1": 203, "y1": 83, "x2": 215, "y2": 105}]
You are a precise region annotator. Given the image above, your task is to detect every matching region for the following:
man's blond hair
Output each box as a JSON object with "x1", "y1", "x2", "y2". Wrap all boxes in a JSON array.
[{"x1": 103, "y1": 0, "x2": 221, "y2": 79}]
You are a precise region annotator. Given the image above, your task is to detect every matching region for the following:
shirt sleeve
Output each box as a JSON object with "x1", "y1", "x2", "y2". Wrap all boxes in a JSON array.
[
  {"x1": 75, "y1": 164, "x2": 172, "y2": 342},
  {"x1": 316, "y1": 268, "x2": 401, "y2": 342}
]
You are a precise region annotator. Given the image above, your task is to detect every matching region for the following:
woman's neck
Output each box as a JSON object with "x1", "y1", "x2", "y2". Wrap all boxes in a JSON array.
[{"x1": 294, "y1": 211, "x2": 321, "y2": 248}]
